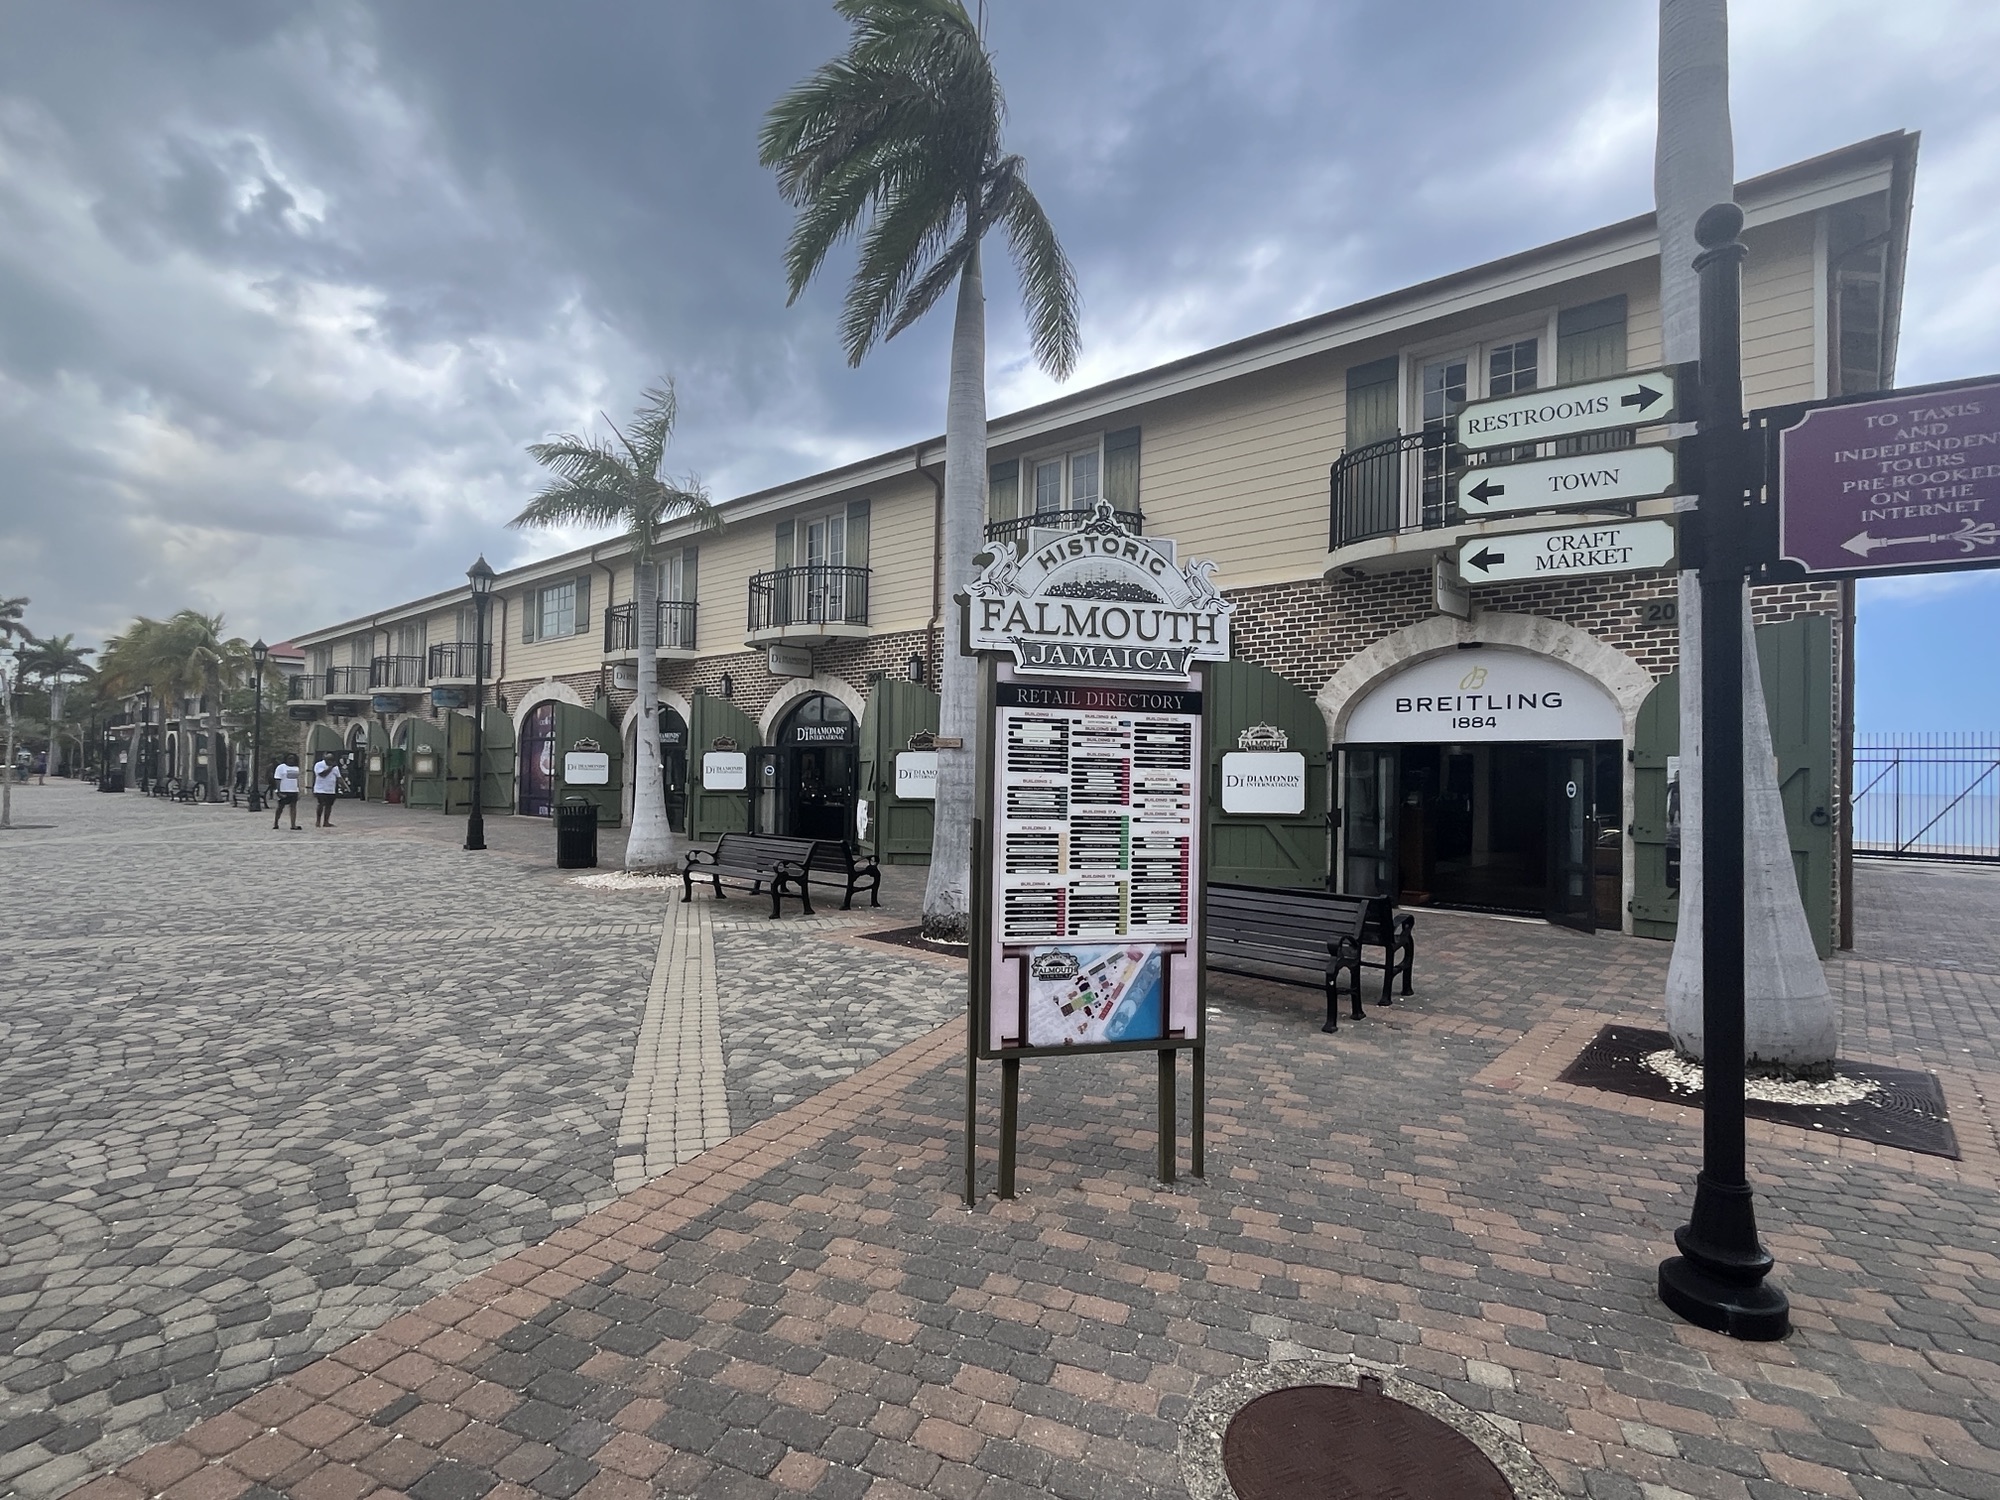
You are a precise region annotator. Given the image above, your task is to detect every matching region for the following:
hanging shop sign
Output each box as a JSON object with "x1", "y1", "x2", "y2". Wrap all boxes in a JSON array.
[
  {"x1": 1456, "y1": 444, "x2": 1678, "y2": 518},
  {"x1": 965, "y1": 503, "x2": 1232, "y2": 681},
  {"x1": 370, "y1": 694, "x2": 406, "y2": 714},
  {"x1": 1456, "y1": 518, "x2": 1676, "y2": 583},
  {"x1": 1344, "y1": 648, "x2": 1622, "y2": 744},
  {"x1": 1772, "y1": 375, "x2": 2000, "y2": 577},
  {"x1": 430, "y1": 687, "x2": 469, "y2": 710},
  {"x1": 702, "y1": 750, "x2": 748, "y2": 790},
  {"x1": 564, "y1": 738, "x2": 611, "y2": 786},
  {"x1": 894, "y1": 750, "x2": 937, "y2": 799},
  {"x1": 1220, "y1": 752, "x2": 1307, "y2": 815},
  {"x1": 1457, "y1": 367, "x2": 1686, "y2": 449},
  {"x1": 767, "y1": 644, "x2": 814, "y2": 678}
]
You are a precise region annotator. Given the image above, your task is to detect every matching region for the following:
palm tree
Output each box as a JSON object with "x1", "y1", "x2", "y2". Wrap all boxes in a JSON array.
[
  {"x1": 20, "y1": 634, "x2": 95, "y2": 778},
  {"x1": 157, "y1": 611, "x2": 253, "y2": 800},
  {"x1": 1656, "y1": 0, "x2": 1834, "y2": 1070},
  {"x1": 513, "y1": 381, "x2": 719, "y2": 871},
  {"x1": 0, "y1": 595, "x2": 29, "y2": 828},
  {"x1": 762, "y1": 0, "x2": 1079, "y2": 942}
]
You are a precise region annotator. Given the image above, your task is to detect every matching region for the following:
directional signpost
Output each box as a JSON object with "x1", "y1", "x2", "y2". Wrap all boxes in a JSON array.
[
  {"x1": 1770, "y1": 375, "x2": 2000, "y2": 578},
  {"x1": 1457, "y1": 367, "x2": 1684, "y2": 448},
  {"x1": 1457, "y1": 444, "x2": 1678, "y2": 518},
  {"x1": 1456, "y1": 518, "x2": 1676, "y2": 583}
]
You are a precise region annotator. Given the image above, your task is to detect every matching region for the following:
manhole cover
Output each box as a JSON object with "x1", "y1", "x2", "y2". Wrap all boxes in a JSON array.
[{"x1": 1222, "y1": 1381, "x2": 1515, "y2": 1499}]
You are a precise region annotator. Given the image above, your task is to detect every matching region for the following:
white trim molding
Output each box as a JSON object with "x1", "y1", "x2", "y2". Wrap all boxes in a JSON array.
[
  {"x1": 511, "y1": 678, "x2": 585, "y2": 733},
  {"x1": 758, "y1": 674, "x2": 867, "y2": 741}
]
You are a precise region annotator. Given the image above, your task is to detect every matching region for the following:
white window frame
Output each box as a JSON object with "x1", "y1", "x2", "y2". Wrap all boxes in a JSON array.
[
  {"x1": 537, "y1": 580, "x2": 576, "y2": 641},
  {"x1": 1022, "y1": 437, "x2": 1104, "y2": 519}
]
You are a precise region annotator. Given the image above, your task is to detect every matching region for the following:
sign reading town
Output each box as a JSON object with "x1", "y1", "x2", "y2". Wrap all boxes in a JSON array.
[
  {"x1": 1456, "y1": 518, "x2": 1676, "y2": 583},
  {"x1": 1456, "y1": 444, "x2": 1678, "y2": 518},
  {"x1": 1775, "y1": 376, "x2": 2000, "y2": 577},
  {"x1": 967, "y1": 503, "x2": 1233, "y2": 681},
  {"x1": 1457, "y1": 368, "x2": 1684, "y2": 449}
]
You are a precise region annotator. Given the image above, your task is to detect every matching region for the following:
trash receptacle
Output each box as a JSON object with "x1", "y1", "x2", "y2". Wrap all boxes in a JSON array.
[{"x1": 555, "y1": 797, "x2": 598, "y2": 869}]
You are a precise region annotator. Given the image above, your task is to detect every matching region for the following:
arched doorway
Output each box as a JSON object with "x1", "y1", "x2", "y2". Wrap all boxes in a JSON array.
[
  {"x1": 519, "y1": 701, "x2": 557, "y2": 817},
  {"x1": 344, "y1": 722, "x2": 369, "y2": 798},
  {"x1": 660, "y1": 706, "x2": 689, "y2": 832},
  {"x1": 774, "y1": 693, "x2": 857, "y2": 841}
]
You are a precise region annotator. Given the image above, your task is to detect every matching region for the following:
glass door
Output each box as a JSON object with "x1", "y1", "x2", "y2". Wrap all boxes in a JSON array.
[
  {"x1": 1339, "y1": 747, "x2": 1398, "y2": 898},
  {"x1": 805, "y1": 513, "x2": 845, "y2": 621},
  {"x1": 1417, "y1": 355, "x2": 1468, "y2": 528},
  {"x1": 1547, "y1": 745, "x2": 1595, "y2": 931}
]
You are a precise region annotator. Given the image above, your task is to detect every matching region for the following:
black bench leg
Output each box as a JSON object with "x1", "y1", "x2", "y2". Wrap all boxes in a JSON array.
[
  {"x1": 841, "y1": 886, "x2": 854, "y2": 911},
  {"x1": 712, "y1": 874, "x2": 725, "y2": 899},
  {"x1": 1322, "y1": 977, "x2": 1339, "y2": 1034},
  {"x1": 1400, "y1": 933, "x2": 1415, "y2": 996},
  {"x1": 681, "y1": 871, "x2": 692, "y2": 904},
  {"x1": 769, "y1": 882, "x2": 782, "y2": 919},
  {"x1": 1379, "y1": 955, "x2": 1396, "y2": 1009},
  {"x1": 799, "y1": 883, "x2": 815, "y2": 917},
  {"x1": 869, "y1": 883, "x2": 879, "y2": 908},
  {"x1": 1350, "y1": 956, "x2": 1367, "y2": 1020}
]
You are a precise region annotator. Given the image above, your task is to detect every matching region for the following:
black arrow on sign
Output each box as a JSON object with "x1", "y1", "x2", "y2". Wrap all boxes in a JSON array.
[
  {"x1": 1466, "y1": 547, "x2": 1505, "y2": 573},
  {"x1": 1467, "y1": 477, "x2": 1504, "y2": 504},
  {"x1": 1621, "y1": 383, "x2": 1664, "y2": 412}
]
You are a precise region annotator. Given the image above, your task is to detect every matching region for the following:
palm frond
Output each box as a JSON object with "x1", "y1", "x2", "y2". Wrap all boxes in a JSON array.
[
  {"x1": 840, "y1": 163, "x2": 964, "y2": 363},
  {"x1": 993, "y1": 167, "x2": 1079, "y2": 379}
]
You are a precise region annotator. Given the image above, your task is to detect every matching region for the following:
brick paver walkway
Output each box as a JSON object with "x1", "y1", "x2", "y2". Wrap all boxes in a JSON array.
[{"x1": 10, "y1": 783, "x2": 2000, "y2": 1499}]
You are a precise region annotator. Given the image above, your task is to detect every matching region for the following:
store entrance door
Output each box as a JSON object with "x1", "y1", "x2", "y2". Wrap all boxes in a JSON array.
[
  {"x1": 1340, "y1": 741, "x2": 1618, "y2": 926},
  {"x1": 775, "y1": 694, "x2": 857, "y2": 841}
]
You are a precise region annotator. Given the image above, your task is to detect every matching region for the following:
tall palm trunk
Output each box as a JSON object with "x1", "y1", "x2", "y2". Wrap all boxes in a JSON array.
[
  {"x1": 1659, "y1": 0, "x2": 1835, "y2": 1070},
  {"x1": 626, "y1": 559, "x2": 676, "y2": 871},
  {"x1": 922, "y1": 240, "x2": 986, "y2": 941},
  {"x1": 2, "y1": 677, "x2": 13, "y2": 827}
]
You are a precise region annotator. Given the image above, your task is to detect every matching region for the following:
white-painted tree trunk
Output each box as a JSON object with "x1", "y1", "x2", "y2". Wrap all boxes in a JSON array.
[
  {"x1": 1659, "y1": 0, "x2": 1836, "y2": 1069},
  {"x1": 921, "y1": 241, "x2": 987, "y2": 941},
  {"x1": 626, "y1": 560, "x2": 677, "y2": 871}
]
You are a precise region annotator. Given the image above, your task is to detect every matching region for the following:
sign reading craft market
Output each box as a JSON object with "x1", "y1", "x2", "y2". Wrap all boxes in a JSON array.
[
  {"x1": 1774, "y1": 375, "x2": 2000, "y2": 577},
  {"x1": 967, "y1": 503, "x2": 1233, "y2": 680}
]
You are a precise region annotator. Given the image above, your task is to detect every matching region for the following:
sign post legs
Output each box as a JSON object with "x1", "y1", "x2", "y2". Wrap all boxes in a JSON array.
[
  {"x1": 1657, "y1": 202, "x2": 1789, "y2": 1341},
  {"x1": 1156, "y1": 1050, "x2": 1177, "y2": 1184},
  {"x1": 998, "y1": 1059, "x2": 1020, "y2": 1201},
  {"x1": 1192, "y1": 1048, "x2": 1205, "y2": 1179}
]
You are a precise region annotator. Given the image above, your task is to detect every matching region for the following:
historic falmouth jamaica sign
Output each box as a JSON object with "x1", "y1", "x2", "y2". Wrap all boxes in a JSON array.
[{"x1": 966, "y1": 503, "x2": 1233, "y2": 680}]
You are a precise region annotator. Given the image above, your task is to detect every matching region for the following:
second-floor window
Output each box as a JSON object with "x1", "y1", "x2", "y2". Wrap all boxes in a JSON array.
[
  {"x1": 524, "y1": 576, "x2": 591, "y2": 642},
  {"x1": 988, "y1": 427, "x2": 1140, "y2": 526}
]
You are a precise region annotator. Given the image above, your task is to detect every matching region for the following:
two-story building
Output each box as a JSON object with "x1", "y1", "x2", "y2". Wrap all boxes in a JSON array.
[{"x1": 286, "y1": 130, "x2": 1915, "y2": 948}]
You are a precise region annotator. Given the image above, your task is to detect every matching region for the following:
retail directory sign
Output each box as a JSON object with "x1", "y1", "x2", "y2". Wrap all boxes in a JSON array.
[{"x1": 964, "y1": 503, "x2": 1232, "y2": 1061}]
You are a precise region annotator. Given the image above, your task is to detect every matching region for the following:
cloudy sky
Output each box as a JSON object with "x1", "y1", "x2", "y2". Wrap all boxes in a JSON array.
[{"x1": 0, "y1": 0, "x2": 1995, "y2": 731}]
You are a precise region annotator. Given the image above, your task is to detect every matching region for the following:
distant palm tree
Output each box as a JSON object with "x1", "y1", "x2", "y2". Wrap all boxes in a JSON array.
[
  {"x1": 98, "y1": 613, "x2": 249, "y2": 798},
  {"x1": 19, "y1": 633, "x2": 95, "y2": 777},
  {"x1": 513, "y1": 382, "x2": 719, "y2": 871},
  {"x1": 762, "y1": 0, "x2": 1080, "y2": 941},
  {"x1": 0, "y1": 594, "x2": 30, "y2": 827}
]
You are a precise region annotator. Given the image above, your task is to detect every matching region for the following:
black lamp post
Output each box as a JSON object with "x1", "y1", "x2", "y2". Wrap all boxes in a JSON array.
[
  {"x1": 138, "y1": 686, "x2": 152, "y2": 793},
  {"x1": 465, "y1": 555, "x2": 495, "y2": 851},
  {"x1": 249, "y1": 639, "x2": 268, "y2": 813}
]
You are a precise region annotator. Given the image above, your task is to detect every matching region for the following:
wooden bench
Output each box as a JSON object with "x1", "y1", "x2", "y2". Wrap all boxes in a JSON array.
[
  {"x1": 800, "y1": 839, "x2": 881, "y2": 910},
  {"x1": 1205, "y1": 883, "x2": 1367, "y2": 1032},
  {"x1": 681, "y1": 833, "x2": 815, "y2": 919}
]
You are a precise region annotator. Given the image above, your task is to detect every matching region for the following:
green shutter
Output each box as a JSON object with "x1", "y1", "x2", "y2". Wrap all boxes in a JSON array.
[
  {"x1": 573, "y1": 575, "x2": 591, "y2": 635},
  {"x1": 681, "y1": 546, "x2": 698, "y2": 604},
  {"x1": 846, "y1": 498, "x2": 870, "y2": 569},
  {"x1": 775, "y1": 519, "x2": 793, "y2": 570},
  {"x1": 521, "y1": 591, "x2": 536, "y2": 643},
  {"x1": 1345, "y1": 357, "x2": 1399, "y2": 448},
  {"x1": 1103, "y1": 428, "x2": 1141, "y2": 519},
  {"x1": 989, "y1": 459, "x2": 1019, "y2": 522},
  {"x1": 1557, "y1": 296, "x2": 1628, "y2": 382}
]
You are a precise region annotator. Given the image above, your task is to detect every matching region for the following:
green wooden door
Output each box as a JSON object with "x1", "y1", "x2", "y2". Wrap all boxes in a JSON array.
[
  {"x1": 1203, "y1": 659, "x2": 1330, "y2": 888},
  {"x1": 1628, "y1": 615, "x2": 1833, "y2": 955},
  {"x1": 443, "y1": 710, "x2": 476, "y2": 814},
  {"x1": 481, "y1": 706, "x2": 515, "y2": 812},
  {"x1": 553, "y1": 702, "x2": 624, "y2": 827},
  {"x1": 858, "y1": 679, "x2": 940, "y2": 864},
  {"x1": 404, "y1": 718, "x2": 447, "y2": 810},
  {"x1": 687, "y1": 691, "x2": 759, "y2": 841}
]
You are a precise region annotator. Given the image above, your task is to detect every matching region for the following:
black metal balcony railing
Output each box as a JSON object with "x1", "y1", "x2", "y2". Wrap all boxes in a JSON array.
[
  {"x1": 426, "y1": 641, "x2": 492, "y2": 680},
  {"x1": 369, "y1": 655, "x2": 425, "y2": 689},
  {"x1": 984, "y1": 507, "x2": 1144, "y2": 545},
  {"x1": 284, "y1": 677, "x2": 312, "y2": 703},
  {"x1": 323, "y1": 666, "x2": 368, "y2": 697},
  {"x1": 747, "y1": 565, "x2": 870, "y2": 632},
  {"x1": 603, "y1": 601, "x2": 698, "y2": 653},
  {"x1": 1330, "y1": 424, "x2": 1641, "y2": 552}
]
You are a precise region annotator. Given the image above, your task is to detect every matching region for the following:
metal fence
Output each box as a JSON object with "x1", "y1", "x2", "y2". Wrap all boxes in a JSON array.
[{"x1": 1852, "y1": 733, "x2": 2000, "y2": 861}]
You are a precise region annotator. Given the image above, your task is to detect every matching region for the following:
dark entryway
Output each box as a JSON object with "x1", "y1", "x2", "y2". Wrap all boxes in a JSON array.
[
  {"x1": 1342, "y1": 741, "x2": 1620, "y2": 927},
  {"x1": 775, "y1": 694, "x2": 857, "y2": 841},
  {"x1": 519, "y1": 701, "x2": 557, "y2": 817},
  {"x1": 659, "y1": 706, "x2": 689, "y2": 833}
]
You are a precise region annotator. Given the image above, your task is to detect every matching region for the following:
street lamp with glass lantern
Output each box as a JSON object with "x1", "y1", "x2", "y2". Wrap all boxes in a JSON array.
[
  {"x1": 249, "y1": 639, "x2": 268, "y2": 813},
  {"x1": 137, "y1": 686, "x2": 153, "y2": 793},
  {"x1": 465, "y1": 555, "x2": 495, "y2": 851}
]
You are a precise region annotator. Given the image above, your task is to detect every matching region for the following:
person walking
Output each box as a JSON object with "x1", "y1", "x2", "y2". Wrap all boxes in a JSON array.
[
  {"x1": 311, "y1": 750, "x2": 340, "y2": 828},
  {"x1": 271, "y1": 754, "x2": 302, "y2": 830}
]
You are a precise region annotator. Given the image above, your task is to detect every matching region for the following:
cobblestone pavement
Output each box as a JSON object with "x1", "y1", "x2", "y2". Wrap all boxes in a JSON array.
[
  {"x1": 67, "y1": 826, "x2": 2000, "y2": 1500},
  {"x1": 0, "y1": 783, "x2": 957, "y2": 1498}
]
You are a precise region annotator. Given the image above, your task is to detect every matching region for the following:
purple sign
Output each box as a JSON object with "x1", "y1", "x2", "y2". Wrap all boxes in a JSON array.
[{"x1": 1778, "y1": 378, "x2": 2000, "y2": 576}]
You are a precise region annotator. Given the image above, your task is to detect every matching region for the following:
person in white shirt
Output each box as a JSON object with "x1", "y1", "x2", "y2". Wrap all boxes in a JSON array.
[
  {"x1": 270, "y1": 756, "x2": 302, "y2": 830},
  {"x1": 312, "y1": 754, "x2": 341, "y2": 827}
]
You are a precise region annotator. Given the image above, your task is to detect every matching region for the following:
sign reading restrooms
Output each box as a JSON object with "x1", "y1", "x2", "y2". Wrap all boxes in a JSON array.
[{"x1": 968, "y1": 507, "x2": 1230, "y2": 1059}]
